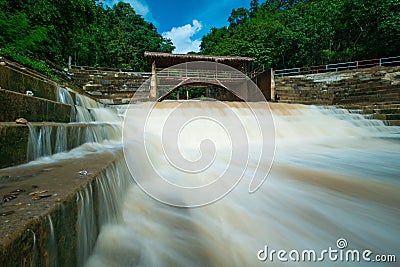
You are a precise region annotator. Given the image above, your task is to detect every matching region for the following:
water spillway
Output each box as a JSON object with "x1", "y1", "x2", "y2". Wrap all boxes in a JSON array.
[
  {"x1": 1, "y1": 100, "x2": 400, "y2": 266},
  {"x1": 0, "y1": 84, "x2": 127, "y2": 266},
  {"x1": 89, "y1": 102, "x2": 399, "y2": 267}
]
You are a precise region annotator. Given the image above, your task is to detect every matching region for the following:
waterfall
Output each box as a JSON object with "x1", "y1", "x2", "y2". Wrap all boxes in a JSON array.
[
  {"x1": 77, "y1": 159, "x2": 133, "y2": 267},
  {"x1": 26, "y1": 88, "x2": 123, "y2": 163},
  {"x1": 76, "y1": 94, "x2": 103, "y2": 109},
  {"x1": 90, "y1": 108, "x2": 122, "y2": 123},
  {"x1": 26, "y1": 123, "x2": 122, "y2": 162},
  {"x1": 77, "y1": 183, "x2": 97, "y2": 267},
  {"x1": 57, "y1": 86, "x2": 76, "y2": 122},
  {"x1": 27, "y1": 228, "x2": 38, "y2": 267},
  {"x1": 57, "y1": 86, "x2": 75, "y2": 106},
  {"x1": 54, "y1": 125, "x2": 68, "y2": 153},
  {"x1": 75, "y1": 106, "x2": 94, "y2": 123},
  {"x1": 46, "y1": 215, "x2": 59, "y2": 267},
  {"x1": 18, "y1": 100, "x2": 400, "y2": 266},
  {"x1": 83, "y1": 102, "x2": 400, "y2": 267}
]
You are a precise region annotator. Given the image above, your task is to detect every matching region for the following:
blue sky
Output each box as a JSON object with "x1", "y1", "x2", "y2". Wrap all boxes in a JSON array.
[{"x1": 105, "y1": 0, "x2": 251, "y2": 54}]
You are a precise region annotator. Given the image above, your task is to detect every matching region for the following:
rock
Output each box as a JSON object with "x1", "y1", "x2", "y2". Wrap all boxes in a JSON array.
[
  {"x1": 0, "y1": 61, "x2": 6, "y2": 66},
  {"x1": 15, "y1": 118, "x2": 28, "y2": 125},
  {"x1": 10, "y1": 189, "x2": 25, "y2": 195},
  {"x1": 2, "y1": 194, "x2": 17, "y2": 203},
  {"x1": 1, "y1": 211, "x2": 15, "y2": 216},
  {"x1": 29, "y1": 190, "x2": 48, "y2": 196},
  {"x1": 79, "y1": 170, "x2": 89, "y2": 176},
  {"x1": 25, "y1": 90, "x2": 34, "y2": 96}
]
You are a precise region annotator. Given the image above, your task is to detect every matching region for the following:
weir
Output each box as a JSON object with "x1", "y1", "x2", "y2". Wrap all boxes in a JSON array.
[
  {"x1": 87, "y1": 102, "x2": 400, "y2": 266},
  {"x1": 0, "y1": 58, "x2": 129, "y2": 266},
  {"x1": 1, "y1": 56, "x2": 400, "y2": 267}
]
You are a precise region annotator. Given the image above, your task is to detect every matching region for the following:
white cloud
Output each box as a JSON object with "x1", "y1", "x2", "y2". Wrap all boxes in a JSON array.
[
  {"x1": 106, "y1": 0, "x2": 156, "y2": 25},
  {"x1": 127, "y1": 0, "x2": 150, "y2": 17},
  {"x1": 162, "y1": 20, "x2": 203, "y2": 54}
]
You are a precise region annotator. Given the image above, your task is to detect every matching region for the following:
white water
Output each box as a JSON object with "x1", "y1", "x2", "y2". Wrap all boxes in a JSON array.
[
  {"x1": 26, "y1": 123, "x2": 122, "y2": 162},
  {"x1": 76, "y1": 94, "x2": 103, "y2": 109},
  {"x1": 25, "y1": 88, "x2": 122, "y2": 163},
  {"x1": 46, "y1": 214, "x2": 58, "y2": 267},
  {"x1": 83, "y1": 102, "x2": 400, "y2": 267},
  {"x1": 77, "y1": 159, "x2": 133, "y2": 267},
  {"x1": 57, "y1": 86, "x2": 76, "y2": 122}
]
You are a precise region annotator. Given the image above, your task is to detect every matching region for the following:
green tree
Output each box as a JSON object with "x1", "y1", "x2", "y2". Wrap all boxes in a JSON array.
[
  {"x1": 201, "y1": 0, "x2": 400, "y2": 69},
  {"x1": 0, "y1": 0, "x2": 174, "y2": 70},
  {"x1": 228, "y1": 8, "x2": 249, "y2": 27}
]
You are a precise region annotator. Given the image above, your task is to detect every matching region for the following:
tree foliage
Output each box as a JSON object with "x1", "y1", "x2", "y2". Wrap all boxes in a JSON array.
[
  {"x1": 0, "y1": 0, "x2": 174, "y2": 70},
  {"x1": 200, "y1": 0, "x2": 400, "y2": 69}
]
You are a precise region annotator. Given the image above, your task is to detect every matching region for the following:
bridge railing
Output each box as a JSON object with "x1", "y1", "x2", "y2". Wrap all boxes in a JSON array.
[
  {"x1": 157, "y1": 68, "x2": 246, "y2": 80},
  {"x1": 273, "y1": 55, "x2": 400, "y2": 77}
]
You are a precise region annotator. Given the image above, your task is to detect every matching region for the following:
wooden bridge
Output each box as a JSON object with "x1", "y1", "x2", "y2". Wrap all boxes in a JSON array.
[
  {"x1": 142, "y1": 52, "x2": 274, "y2": 102},
  {"x1": 70, "y1": 52, "x2": 275, "y2": 104}
]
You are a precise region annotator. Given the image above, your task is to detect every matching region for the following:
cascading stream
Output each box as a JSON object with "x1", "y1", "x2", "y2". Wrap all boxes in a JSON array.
[
  {"x1": 21, "y1": 97, "x2": 399, "y2": 266},
  {"x1": 26, "y1": 87, "x2": 123, "y2": 163},
  {"x1": 83, "y1": 102, "x2": 400, "y2": 267}
]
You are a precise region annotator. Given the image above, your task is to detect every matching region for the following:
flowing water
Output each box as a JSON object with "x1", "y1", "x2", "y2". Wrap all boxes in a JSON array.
[
  {"x1": 16, "y1": 92, "x2": 399, "y2": 266},
  {"x1": 46, "y1": 215, "x2": 58, "y2": 267},
  {"x1": 80, "y1": 102, "x2": 400, "y2": 267},
  {"x1": 25, "y1": 87, "x2": 122, "y2": 163}
]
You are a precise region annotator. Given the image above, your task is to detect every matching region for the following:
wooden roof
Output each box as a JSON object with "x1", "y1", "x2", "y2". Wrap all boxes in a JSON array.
[{"x1": 144, "y1": 52, "x2": 254, "y2": 71}]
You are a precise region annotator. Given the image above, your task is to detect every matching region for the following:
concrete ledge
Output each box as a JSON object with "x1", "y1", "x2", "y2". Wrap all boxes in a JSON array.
[
  {"x1": 0, "y1": 65, "x2": 58, "y2": 101},
  {"x1": 0, "y1": 122, "x2": 120, "y2": 169},
  {"x1": 0, "y1": 150, "x2": 122, "y2": 267},
  {"x1": 0, "y1": 89, "x2": 72, "y2": 123},
  {"x1": 0, "y1": 124, "x2": 29, "y2": 168}
]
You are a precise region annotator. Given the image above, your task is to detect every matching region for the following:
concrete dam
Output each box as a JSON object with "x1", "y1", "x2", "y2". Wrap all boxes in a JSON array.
[{"x1": 0, "y1": 54, "x2": 399, "y2": 266}]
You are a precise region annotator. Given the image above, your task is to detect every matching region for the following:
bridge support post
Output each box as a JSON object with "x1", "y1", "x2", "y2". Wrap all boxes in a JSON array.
[
  {"x1": 253, "y1": 68, "x2": 276, "y2": 101},
  {"x1": 150, "y1": 61, "x2": 157, "y2": 100}
]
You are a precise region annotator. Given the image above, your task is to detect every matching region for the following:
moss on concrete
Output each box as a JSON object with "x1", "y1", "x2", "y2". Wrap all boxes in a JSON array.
[
  {"x1": 0, "y1": 65, "x2": 58, "y2": 101},
  {"x1": 0, "y1": 89, "x2": 72, "y2": 123},
  {"x1": 0, "y1": 124, "x2": 29, "y2": 168},
  {"x1": 0, "y1": 151, "x2": 121, "y2": 267}
]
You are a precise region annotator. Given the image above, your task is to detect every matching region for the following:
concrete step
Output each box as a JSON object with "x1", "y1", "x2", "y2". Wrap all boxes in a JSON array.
[
  {"x1": 340, "y1": 103, "x2": 400, "y2": 110},
  {"x1": 0, "y1": 57, "x2": 53, "y2": 84},
  {"x1": 334, "y1": 93, "x2": 400, "y2": 104},
  {"x1": 368, "y1": 114, "x2": 400, "y2": 120},
  {"x1": 338, "y1": 88, "x2": 399, "y2": 97},
  {"x1": 383, "y1": 120, "x2": 400, "y2": 126},
  {"x1": 361, "y1": 108, "x2": 400, "y2": 115},
  {"x1": 0, "y1": 64, "x2": 59, "y2": 101},
  {"x1": 0, "y1": 89, "x2": 72, "y2": 123},
  {"x1": 347, "y1": 87, "x2": 399, "y2": 97},
  {"x1": 0, "y1": 122, "x2": 121, "y2": 168},
  {"x1": 277, "y1": 99, "x2": 330, "y2": 105},
  {"x1": 364, "y1": 103, "x2": 400, "y2": 109},
  {"x1": 0, "y1": 150, "x2": 121, "y2": 267}
]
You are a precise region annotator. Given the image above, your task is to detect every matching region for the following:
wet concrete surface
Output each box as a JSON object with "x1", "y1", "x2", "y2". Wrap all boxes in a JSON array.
[{"x1": 0, "y1": 150, "x2": 121, "y2": 263}]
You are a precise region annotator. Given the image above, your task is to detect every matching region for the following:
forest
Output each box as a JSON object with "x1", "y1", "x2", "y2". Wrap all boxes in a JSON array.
[
  {"x1": 0, "y1": 0, "x2": 399, "y2": 73},
  {"x1": 0, "y1": 0, "x2": 174, "y2": 71},
  {"x1": 200, "y1": 0, "x2": 400, "y2": 69}
]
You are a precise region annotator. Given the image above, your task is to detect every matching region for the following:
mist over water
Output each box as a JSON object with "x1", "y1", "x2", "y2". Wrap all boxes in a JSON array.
[{"x1": 85, "y1": 102, "x2": 400, "y2": 267}]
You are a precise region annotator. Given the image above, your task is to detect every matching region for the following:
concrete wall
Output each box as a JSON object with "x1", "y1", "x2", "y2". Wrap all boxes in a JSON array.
[
  {"x1": 0, "y1": 65, "x2": 58, "y2": 101},
  {"x1": 274, "y1": 66, "x2": 400, "y2": 125},
  {"x1": 0, "y1": 89, "x2": 72, "y2": 123},
  {"x1": 275, "y1": 66, "x2": 400, "y2": 106},
  {"x1": 0, "y1": 152, "x2": 122, "y2": 267},
  {"x1": 253, "y1": 69, "x2": 275, "y2": 101},
  {"x1": 0, "y1": 124, "x2": 29, "y2": 168},
  {"x1": 69, "y1": 67, "x2": 149, "y2": 104}
]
